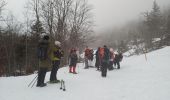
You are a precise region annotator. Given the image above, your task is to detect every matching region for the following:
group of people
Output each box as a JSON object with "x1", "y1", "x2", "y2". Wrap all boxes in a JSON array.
[
  {"x1": 36, "y1": 34, "x2": 123, "y2": 87},
  {"x1": 84, "y1": 45, "x2": 123, "y2": 77},
  {"x1": 36, "y1": 34, "x2": 80, "y2": 87}
]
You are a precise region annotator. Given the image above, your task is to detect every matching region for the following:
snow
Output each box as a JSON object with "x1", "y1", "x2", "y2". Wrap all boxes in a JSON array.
[
  {"x1": 1, "y1": 47, "x2": 170, "y2": 100},
  {"x1": 153, "y1": 38, "x2": 161, "y2": 43}
]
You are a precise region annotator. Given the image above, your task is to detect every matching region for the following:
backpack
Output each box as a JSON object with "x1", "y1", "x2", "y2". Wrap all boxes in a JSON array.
[
  {"x1": 99, "y1": 47, "x2": 110, "y2": 62},
  {"x1": 85, "y1": 48, "x2": 91, "y2": 57},
  {"x1": 99, "y1": 47, "x2": 105, "y2": 59},
  {"x1": 38, "y1": 41, "x2": 48, "y2": 60},
  {"x1": 86, "y1": 49, "x2": 93, "y2": 60}
]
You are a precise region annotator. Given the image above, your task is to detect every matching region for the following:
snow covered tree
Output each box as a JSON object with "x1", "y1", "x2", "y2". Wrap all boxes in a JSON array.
[{"x1": 143, "y1": 1, "x2": 163, "y2": 49}]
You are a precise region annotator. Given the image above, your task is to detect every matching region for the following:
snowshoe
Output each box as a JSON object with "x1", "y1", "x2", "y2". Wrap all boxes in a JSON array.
[{"x1": 48, "y1": 80, "x2": 60, "y2": 84}]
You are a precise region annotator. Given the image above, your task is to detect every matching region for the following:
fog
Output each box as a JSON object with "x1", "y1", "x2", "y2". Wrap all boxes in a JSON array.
[
  {"x1": 5, "y1": 0, "x2": 170, "y2": 33},
  {"x1": 89, "y1": 0, "x2": 170, "y2": 33}
]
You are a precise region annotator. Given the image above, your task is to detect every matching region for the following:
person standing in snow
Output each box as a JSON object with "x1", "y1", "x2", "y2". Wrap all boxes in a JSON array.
[
  {"x1": 88, "y1": 49, "x2": 94, "y2": 67},
  {"x1": 114, "y1": 52, "x2": 123, "y2": 69},
  {"x1": 108, "y1": 48, "x2": 115, "y2": 70},
  {"x1": 69, "y1": 48, "x2": 78, "y2": 74},
  {"x1": 49, "y1": 41, "x2": 64, "y2": 83},
  {"x1": 37, "y1": 34, "x2": 51, "y2": 87},
  {"x1": 84, "y1": 46, "x2": 91, "y2": 69},
  {"x1": 99, "y1": 45, "x2": 110, "y2": 77},
  {"x1": 95, "y1": 47, "x2": 101, "y2": 71}
]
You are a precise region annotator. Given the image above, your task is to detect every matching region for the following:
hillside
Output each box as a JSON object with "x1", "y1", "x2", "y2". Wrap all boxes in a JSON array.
[{"x1": 0, "y1": 47, "x2": 170, "y2": 100}]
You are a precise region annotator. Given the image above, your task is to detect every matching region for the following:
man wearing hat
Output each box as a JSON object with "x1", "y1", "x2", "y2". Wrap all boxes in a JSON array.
[{"x1": 37, "y1": 34, "x2": 51, "y2": 87}]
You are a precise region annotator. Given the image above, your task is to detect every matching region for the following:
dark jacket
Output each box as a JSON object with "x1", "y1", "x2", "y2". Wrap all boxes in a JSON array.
[
  {"x1": 114, "y1": 53, "x2": 123, "y2": 62},
  {"x1": 69, "y1": 52, "x2": 78, "y2": 66},
  {"x1": 95, "y1": 48, "x2": 100, "y2": 62},
  {"x1": 38, "y1": 39, "x2": 51, "y2": 68}
]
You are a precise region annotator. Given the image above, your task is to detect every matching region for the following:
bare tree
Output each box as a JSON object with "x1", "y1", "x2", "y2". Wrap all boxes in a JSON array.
[
  {"x1": 0, "y1": 0, "x2": 6, "y2": 15},
  {"x1": 41, "y1": 0, "x2": 55, "y2": 41},
  {"x1": 1, "y1": 13, "x2": 23, "y2": 76},
  {"x1": 69, "y1": 0, "x2": 93, "y2": 49},
  {"x1": 53, "y1": 0, "x2": 72, "y2": 42}
]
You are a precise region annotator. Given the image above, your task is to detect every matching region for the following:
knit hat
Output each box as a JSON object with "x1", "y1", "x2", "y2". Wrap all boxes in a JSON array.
[{"x1": 55, "y1": 41, "x2": 61, "y2": 47}]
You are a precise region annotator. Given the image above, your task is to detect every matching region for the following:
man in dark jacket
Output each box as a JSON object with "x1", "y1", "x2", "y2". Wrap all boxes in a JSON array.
[
  {"x1": 37, "y1": 34, "x2": 51, "y2": 87},
  {"x1": 114, "y1": 53, "x2": 123, "y2": 69},
  {"x1": 95, "y1": 47, "x2": 101, "y2": 71},
  {"x1": 100, "y1": 45, "x2": 110, "y2": 77}
]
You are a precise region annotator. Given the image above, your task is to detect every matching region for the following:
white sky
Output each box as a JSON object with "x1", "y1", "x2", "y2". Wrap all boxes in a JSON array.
[{"x1": 4, "y1": 0, "x2": 170, "y2": 33}]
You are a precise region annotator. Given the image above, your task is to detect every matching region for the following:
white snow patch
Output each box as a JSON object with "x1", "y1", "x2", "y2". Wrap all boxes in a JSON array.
[{"x1": 0, "y1": 47, "x2": 170, "y2": 100}]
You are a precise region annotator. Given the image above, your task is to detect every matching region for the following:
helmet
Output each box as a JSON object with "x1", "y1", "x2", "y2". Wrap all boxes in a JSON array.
[{"x1": 55, "y1": 41, "x2": 61, "y2": 47}]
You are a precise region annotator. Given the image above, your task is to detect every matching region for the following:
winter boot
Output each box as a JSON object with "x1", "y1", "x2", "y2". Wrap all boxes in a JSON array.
[
  {"x1": 69, "y1": 67, "x2": 72, "y2": 73},
  {"x1": 73, "y1": 67, "x2": 77, "y2": 74},
  {"x1": 40, "y1": 83, "x2": 47, "y2": 87},
  {"x1": 37, "y1": 68, "x2": 47, "y2": 87}
]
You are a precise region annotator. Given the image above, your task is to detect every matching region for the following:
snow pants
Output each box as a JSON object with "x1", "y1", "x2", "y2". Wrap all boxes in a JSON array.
[
  {"x1": 108, "y1": 61, "x2": 114, "y2": 70},
  {"x1": 84, "y1": 57, "x2": 89, "y2": 68},
  {"x1": 50, "y1": 60, "x2": 60, "y2": 81},
  {"x1": 37, "y1": 67, "x2": 47, "y2": 86},
  {"x1": 114, "y1": 61, "x2": 120, "y2": 69},
  {"x1": 101, "y1": 62, "x2": 108, "y2": 77},
  {"x1": 95, "y1": 60, "x2": 100, "y2": 70}
]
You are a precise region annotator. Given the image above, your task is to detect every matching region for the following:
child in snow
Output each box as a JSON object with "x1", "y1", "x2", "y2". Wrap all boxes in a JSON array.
[{"x1": 69, "y1": 48, "x2": 78, "y2": 74}]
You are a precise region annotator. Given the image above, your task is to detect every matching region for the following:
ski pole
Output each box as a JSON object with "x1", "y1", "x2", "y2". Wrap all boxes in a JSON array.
[
  {"x1": 60, "y1": 80, "x2": 63, "y2": 90},
  {"x1": 63, "y1": 80, "x2": 66, "y2": 91},
  {"x1": 31, "y1": 77, "x2": 37, "y2": 88},
  {"x1": 28, "y1": 75, "x2": 38, "y2": 87}
]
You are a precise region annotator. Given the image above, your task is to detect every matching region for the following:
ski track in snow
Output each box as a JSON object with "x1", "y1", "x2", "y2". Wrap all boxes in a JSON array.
[{"x1": 0, "y1": 47, "x2": 170, "y2": 100}]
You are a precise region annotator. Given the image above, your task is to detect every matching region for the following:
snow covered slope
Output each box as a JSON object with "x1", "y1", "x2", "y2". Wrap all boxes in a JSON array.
[{"x1": 0, "y1": 47, "x2": 170, "y2": 100}]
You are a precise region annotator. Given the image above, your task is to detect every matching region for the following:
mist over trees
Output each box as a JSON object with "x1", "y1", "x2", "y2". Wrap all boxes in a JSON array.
[{"x1": 98, "y1": 1, "x2": 170, "y2": 54}]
